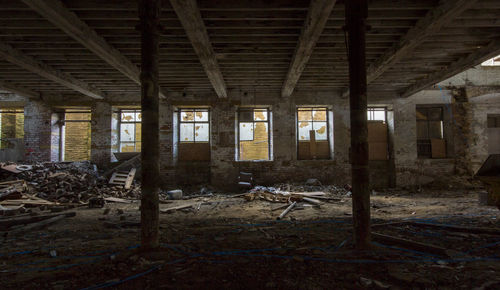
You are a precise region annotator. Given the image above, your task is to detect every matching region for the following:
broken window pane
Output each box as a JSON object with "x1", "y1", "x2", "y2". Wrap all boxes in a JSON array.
[
  {"x1": 121, "y1": 111, "x2": 135, "y2": 122},
  {"x1": 195, "y1": 123, "x2": 209, "y2": 142},
  {"x1": 120, "y1": 123, "x2": 135, "y2": 142},
  {"x1": 312, "y1": 109, "x2": 326, "y2": 121},
  {"x1": 195, "y1": 110, "x2": 208, "y2": 122},
  {"x1": 298, "y1": 121, "x2": 312, "y2": 141},
  {"x1": 313, "y1": 122, "x2": 327, "y2": 140},
  {"x1": 298, "y1": 110, "x2": 312, "y2": 121},
  {"x1": 180, "y1": 123, "x2": 194, "y2": 142},
  {"x1": 135, "y1": 112, "x2": 142, "y2": 122},
  {"x1": 254, "y1": 109, "x2": 267, "y2": 121},
  {"x1": 239, "y1": 122, "x2": 254, "y2": 141},
  {"x1": 181, "y1": 110, "x2": 195, "y2": 122}
]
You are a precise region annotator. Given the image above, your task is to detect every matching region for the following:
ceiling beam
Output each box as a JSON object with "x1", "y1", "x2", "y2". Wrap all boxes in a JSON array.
[
  {"x1": 0, "y1": 42, "x2": 104, "y2": 99},
  {"x1": 341, "y1": 0, "x2": 478, "y2": 98},
  {"x1": 281, "y1": 0, "x2": 337, "y2": 98},
  {"x1": 21, "y1": 0, "x2": 167, "y2": 98},
  {"x1": 400, "y1": 39, "x2": 500, "y2": 98},
  {"x1": 0, "y1": 80, "x2": 40, "y2": 99},
  {"x1": 170, "y1": 0, "x2": 227, "y2": 98}
]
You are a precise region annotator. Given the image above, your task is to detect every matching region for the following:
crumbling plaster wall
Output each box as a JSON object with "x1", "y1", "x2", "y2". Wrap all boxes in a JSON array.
[
  {"x1": 91, "y1": 102, "x2": 112, "y2": 169},
  {"x1": 24, "y1": 100, "x2": 53, "y2": 162}
]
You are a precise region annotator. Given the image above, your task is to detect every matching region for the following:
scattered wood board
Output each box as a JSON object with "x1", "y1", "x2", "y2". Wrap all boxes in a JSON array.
[
  {"x1": 104, "y1": 197, "x2": 134, "y2": 204},
  {"x1": 372, "y1": 232, "x2": 452, "y2": 257}
]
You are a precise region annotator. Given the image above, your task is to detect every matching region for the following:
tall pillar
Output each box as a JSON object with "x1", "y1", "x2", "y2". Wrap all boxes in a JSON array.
[
  {"x1": 91, "y1": 101, "x2": 112, "y2": 169},
  {"x1": 345, "y1": 0, "x2": 371, "y2": 249},
  {"x1": 24, "y1": 100, "x2": 52, "y2": 162},
  {"x1": 139, "y1": 0, "x2": 161, "y2": 249}
]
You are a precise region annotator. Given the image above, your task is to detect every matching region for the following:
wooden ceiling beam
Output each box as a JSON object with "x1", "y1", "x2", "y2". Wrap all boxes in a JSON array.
[
  {"x1": 0, "y1": 80, "x2": 40, "y2": 99},
  {"x1": 281, "y1": 0, "x2": 337, "y2": 97},
  {"x1": 400, "y1": 39, "x2": 500, "y2": 98},
  {"x1": 366, "y1": 0, "x2": 478, "y2": 84},
  {"x1": 21, "y1": 0, "x2": 167, "y2": 98},
  {"x1": 170, "y1": 0, "x2": 227, "y2": 98},
  {"x1": 0, "y1": 42, "x2": 104, "y2": 99}
]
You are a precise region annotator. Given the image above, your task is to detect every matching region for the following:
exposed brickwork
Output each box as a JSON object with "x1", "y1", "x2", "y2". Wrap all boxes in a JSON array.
[
  {"x1": 91, "y1": 102, "x2": 112, "y2": 169},
  {"x1": 24, "y1": 100, "x2": 52, "y2": 162}
]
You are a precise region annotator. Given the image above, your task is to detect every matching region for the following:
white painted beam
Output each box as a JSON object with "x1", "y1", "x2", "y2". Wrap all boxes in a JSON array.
[
  {"x1": 0, "y1": 80, "x2": 40, "y2": 99},
  {"x1": 282, "y1": 0, "x2": 337, "y2": 98},
  {"x1": 170, "y1": 0, "x2": 227, "y2": 98},
  {"x1": 401, "y1": 39, "x2": 500, "y2": 98},
  {"x1": 0, "y1": 42, "x2": 104, "y2": 99},
  {"x1": 343, "y1": 0, "x2": 478, "y2": 97},
  {"x1": 22, "y1": 0, "x2": 166, "y2": 98}
]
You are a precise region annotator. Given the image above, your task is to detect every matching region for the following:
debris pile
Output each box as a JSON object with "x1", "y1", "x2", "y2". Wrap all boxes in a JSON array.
[{"x1": 0, "y1": 161, "x2": 140, "y2": 214}]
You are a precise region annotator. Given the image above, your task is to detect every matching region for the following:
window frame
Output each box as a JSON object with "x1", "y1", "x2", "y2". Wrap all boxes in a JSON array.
[
  {"x1": 296, "y1": 107, "x2": 331, "y2": 160},
  {"x1": 416, "y1": 105, "x2": 444, "y2": 158},
  {"x1": 237, "y1": 107, "x2": 271, "y2": 161},
  {"x1": 367, "y1": 107, "x2": 387, "y2": 122},
  {"x1": 118, "y1": 109, "x2": 141, "y2": 152},
  {"x1": 178, "y1": 108, "x2": 211, "y2": 143}
]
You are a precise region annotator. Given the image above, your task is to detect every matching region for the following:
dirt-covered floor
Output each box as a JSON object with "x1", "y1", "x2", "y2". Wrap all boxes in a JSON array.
[{"x1": 1, "y1": 189, "x2": 499, "y2": 289}]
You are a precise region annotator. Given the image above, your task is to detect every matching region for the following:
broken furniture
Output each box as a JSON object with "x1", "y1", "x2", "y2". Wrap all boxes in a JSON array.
[{"x1": 109, "y1": 168, "x2": 137, "y2": 189}]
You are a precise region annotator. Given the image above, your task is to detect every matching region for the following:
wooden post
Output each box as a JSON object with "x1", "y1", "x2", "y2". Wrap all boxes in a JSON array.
[
  {"x1": 345, "y1": 0, "x2": 371, "y2": 249},
  {"x1": 138, "y1": 0, "x2": 161, "y2": 250}
]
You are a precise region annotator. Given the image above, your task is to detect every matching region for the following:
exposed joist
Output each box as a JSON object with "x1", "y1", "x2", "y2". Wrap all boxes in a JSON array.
[
  {"x1": 20, "y1": 0, "x2": 165, "y2": 96},
  {"x1": 170, "y1": 0, "x2": 227, "y2": 98},
  {"x1": 0, "y1": 42, "x2": 104, "y2": 99},
  {"x1": 342, "y1": 0, "x2": 478, "y2": 98},
  {"x1": 400, "y1": 39, "x2": 500, "y2": 98},
  {"x1": 0, "y1": 80, "x2": 40, "y2": 99},
  {"x1": 281, "y1": 0, "x2": 337, "y2": 98}
]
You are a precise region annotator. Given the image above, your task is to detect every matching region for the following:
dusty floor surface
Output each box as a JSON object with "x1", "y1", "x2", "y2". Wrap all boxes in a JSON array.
[{"x1": 1, "y1": 189, "x2": 499, "y2": 289}]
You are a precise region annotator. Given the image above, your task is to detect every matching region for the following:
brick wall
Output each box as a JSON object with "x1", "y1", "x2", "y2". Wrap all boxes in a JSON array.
[
  {"x1": 24, "y1": 101, "x2": 52, "y2": 162},
  {"x1": 64, "y1": 112, "x2": 91, "y2": 161}
]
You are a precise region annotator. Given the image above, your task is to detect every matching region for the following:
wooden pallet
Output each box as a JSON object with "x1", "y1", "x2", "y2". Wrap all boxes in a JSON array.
[{"x1": 109, "y1": 168, "x2": 136, "y2": 189}]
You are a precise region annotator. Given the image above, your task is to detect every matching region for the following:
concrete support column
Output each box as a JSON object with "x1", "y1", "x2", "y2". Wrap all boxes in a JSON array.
[
  {"x1": 24, "y1": 100, "x2": 52, "y2": 162},
  {"x1": 139, "y1": 0, "x2": 161, "y2": 250},
  {"x1": 345, "y1": 0, "x2": 371, "y2": 249},
  {"x1": 91, "y1": 101, "x2": 112, "y2": 169}
]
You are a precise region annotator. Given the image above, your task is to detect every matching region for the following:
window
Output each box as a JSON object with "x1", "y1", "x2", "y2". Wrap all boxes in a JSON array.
[
  {"x1": 178, "y1": 108, "x2": 210, "y2": 161},
  {"x1": 119, "y1": 109, "x2": 141, "y2": 152},
  {"x1": 179, "y1": 108, "x2": 210, "y2": 143},
  {"x1": 0, "y1": 109, "x2": 24, "y2": 149},
  {"x1": 62, "y1": 110, "x2": 91, "y2": 161},
  {"x1": 238, "y1": 108, "x2": 270, "y2": 161},
  {"x1": 297, "y1": 107, "x2": 330, "y2": 160},
  {"x1": 488, "y1": 115, "x2": 500, "y2": 128},
  {"x1": 416, "y1": 106, "x2": 444, "y2": 158},
  {"x1": 367, "y1": 107, "x2": 386, "y2": 122}
]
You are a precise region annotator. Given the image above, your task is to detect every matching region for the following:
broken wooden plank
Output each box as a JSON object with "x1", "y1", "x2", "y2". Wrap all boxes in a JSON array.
[
  {"x1": 408, "y1": 221, "x2": 500, "y2": 236},
  {"x1": 372, "y1": 232, "x2": 452, "y2": 257},
  {"x1": 9, "y1": 212, "x2": 76, "y2": 235},
  {"x1": 104, "y1": 197, "x2": 135, "y2": 204},
  {"x1": 160, "y1": 203, "x2": 199, "y2": 214},
  {"x1": 302, "y1": 197, "x2": 322, "y2": 205},
  {"x1": 0, "y1": 211, "x2": 75, "y2": 230},
  {"x1": 124, "y1": 168, "x2": 136, "y2": 189},
  {"x1": 277, "y1": 201, "x2": 297, "y2": 220}
]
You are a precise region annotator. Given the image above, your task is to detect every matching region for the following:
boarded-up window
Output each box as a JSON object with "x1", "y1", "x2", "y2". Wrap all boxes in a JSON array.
[
  {"x1": 178, "y1": 108, "x2": 210, "y2": 161},
  {"x1": 297, "y1": 107, "x2": 330, "y2": 160},
  {"x1": 64, "y1": 111, "x2": 91, "y2": 161},
  {"x1": 238, "y1": 108, "x2": 270, "y2": 161},
  {"x1": 0, "y1": 109, "x2": 24, "y2": 149},
  {"x1": 416, "y1": 106, "x2": 445, "y2": 158},
  {"x1": 119, "y1": 109, "x2": 141, "y2": 152}
]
